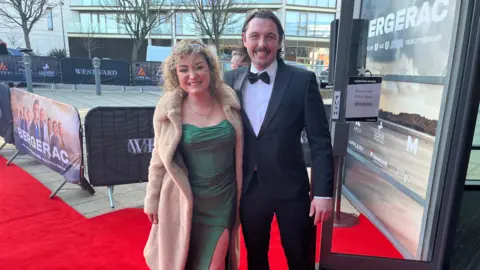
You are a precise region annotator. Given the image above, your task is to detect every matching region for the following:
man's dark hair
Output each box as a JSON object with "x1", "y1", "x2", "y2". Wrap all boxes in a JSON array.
[{"x1": 240, "y1": 9, "x2": 285, "y2": 63}]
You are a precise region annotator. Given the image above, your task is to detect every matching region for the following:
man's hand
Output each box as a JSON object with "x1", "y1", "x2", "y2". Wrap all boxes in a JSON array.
[
  {"x1": 147, "y1": 213, "x2": 158, "y2": 224},
  {"x1": 309, "y1": 198, "x2": 333, "y2": 225}
]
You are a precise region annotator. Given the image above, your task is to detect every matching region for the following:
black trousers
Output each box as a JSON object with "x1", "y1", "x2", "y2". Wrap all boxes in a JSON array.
[{"x1": 240, "y1": 172, "x2": 315, "y2": 270}]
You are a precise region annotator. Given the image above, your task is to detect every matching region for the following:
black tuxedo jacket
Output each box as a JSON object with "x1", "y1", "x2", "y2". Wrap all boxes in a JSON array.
[{"x1": 223, "y1": 61, "x2": 334, "y2": 199}]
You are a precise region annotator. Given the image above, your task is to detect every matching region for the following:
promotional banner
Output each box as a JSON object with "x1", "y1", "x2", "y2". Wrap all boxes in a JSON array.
[
  {"x1": 84, "y1": 107, "x2": 155, "y2": 186},
  {"x1": 31, "y1": 56, "x2": 61, "y2": 83},
  {"x1": 10, "y1": 88, "x2": 83, "y2": 184},
  {"x1": 0, "y1": 84, "x2": 14, "y2": 144},
  {"x1": 343, "y1": 0, "x2": 457, "y2": 259},
  {"x1": 0, "y1": 56, "x2": 24, "y2": 82},
  {"x1": 60, "y1": 57, "x2": 130, "y2": 85},
  {"x1": 362, "y1": 0, "x2": 455, "y2": 76},
  {"x1": 132, "y1": 61, "x2": 163, "y2": 86}
]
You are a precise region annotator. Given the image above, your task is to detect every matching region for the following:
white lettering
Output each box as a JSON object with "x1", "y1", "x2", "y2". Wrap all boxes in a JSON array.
[
  {"x1": 368, "y1": 0, "x2": 449, "y2": 37},
  {"x1": 395, "y1": 9, "x2": 406, "y2": 31},
  {"x1": 384, "y1": 13, "x2": 395, "y2": 33},
  {"x1": 406, "y1": 136, "x2": 419, "y2": 155},
  {"x1": 16, "y1": 127, "x2": 69, "y2": 165}
]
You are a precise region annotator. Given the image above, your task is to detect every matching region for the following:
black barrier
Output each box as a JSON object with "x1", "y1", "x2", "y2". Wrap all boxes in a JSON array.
[
  {"x1": 0, "y1": 84, "x2": 14, "y2": 144},
  {"x1": 302, "y1": 104, "x2": 332, "y2": 167},
  {"x1": 60, "y1": 57, "x2": 130, "y2": 85},
  {"x1": 84, "y1": 107, "x2": 155, "y2": 186},
  {"x1": 31, "y1": 56, "x2": 61, "y2": 83},
  {"x1": 132, "y1": 61, "x2": 163, "y2": 86},
  {"x1": 0, "y1": 55, "x2": 24, "y2": 82}
]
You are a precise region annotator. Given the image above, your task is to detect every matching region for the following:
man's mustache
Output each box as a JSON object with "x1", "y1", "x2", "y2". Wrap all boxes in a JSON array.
[{"x1": 254, "y1": 47, "x2": 270, "y2": 53}]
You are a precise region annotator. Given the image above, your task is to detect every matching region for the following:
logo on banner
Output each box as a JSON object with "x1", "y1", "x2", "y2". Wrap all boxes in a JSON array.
[
  {"x1": 370, "y1": 150, "x2": 387, "y2": 168},
  {"x1": 75, "y1": 69, "x2": 118, "y2": 76},
  {"x1": 127, "y1": 138, "x2": 154, "y2": 154},
  {"x1": 137, "y1": 68, "x2": 146, "y2": 77},
  {"x1": 0, "y1": 62, "x2": 7, "y2": 71},
  {"x1": 403, "y1": 135, "x2": 419, "y2": 160},
  {"x1": 396, "y1": 167, "x2": 414, "y2": 186},
  {"x1": 349, "y1": 140, "x2": 364, "y2": 152},
  {"x1": 373, "y1": 121, "x2": 385, "y2": 144},
  {"x1": 38, "y1": 63, "x2": 55, "y2": 77},
  {"x1": 353, "y1": 121, "x2": 362, "y2": 134}
]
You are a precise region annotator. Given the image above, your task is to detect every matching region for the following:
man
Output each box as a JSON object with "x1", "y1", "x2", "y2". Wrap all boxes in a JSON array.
[
  {"x1": 39, "y1": 108, "x2": 49, "y2": 143},
  {"x1": 230, "y1": 49, "x2": 248, "y2": 70},
  {"x1": 30, "y1": 99, "x2": 41, "y2": 140},
  {"x1": 223, "y1": 10, "x2": 334, "y2": 270}
]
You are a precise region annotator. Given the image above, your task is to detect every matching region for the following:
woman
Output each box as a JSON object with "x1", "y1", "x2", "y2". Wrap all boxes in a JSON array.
[{"x1": 143, "y1": 39, "x2": 243, "y2": 270}]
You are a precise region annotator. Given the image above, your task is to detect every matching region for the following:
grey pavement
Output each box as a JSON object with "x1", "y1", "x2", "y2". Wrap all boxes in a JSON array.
[{"x1": 0, "y1": 88, "x2": 357, "y2": 219}]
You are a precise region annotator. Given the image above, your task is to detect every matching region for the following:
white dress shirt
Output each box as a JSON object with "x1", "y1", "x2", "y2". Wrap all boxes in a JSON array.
[
  {"x1": 242, "y1": 60, "x2": 330, "y2": 200},
  {"x1": 242, "y1": 60, "x2": 277, "y2": 136}
]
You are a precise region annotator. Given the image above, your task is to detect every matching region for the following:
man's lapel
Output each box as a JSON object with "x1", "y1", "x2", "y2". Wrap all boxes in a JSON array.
[
  {"x1": 232, "y1": 68, "x2": 255, "y2": 136},
  {"x1": 257, "y1": 62, "x2": 291, "y2": 138}
]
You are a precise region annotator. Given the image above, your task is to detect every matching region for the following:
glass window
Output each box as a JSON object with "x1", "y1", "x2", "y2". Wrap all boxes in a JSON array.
[
  {"x1": 98, "y1": 14, "x2": 106, "y2": 33},
  {"x1": 285, "y1": 11, "x2": 299, "y2": 36},
  {"x1": 224, "y1": 13, "x2": 245, "y2": 35},
  {"x1": 47, "y1": 8, "x2": 53, "y2": 31},
  {"x1": 106, "y1": 14, "x2": 118, "y2": 34},
  {"x1": 314, "y1": 13, "x2": 333, "y2": 38},
  {"x1": 80, "y1": 13, "x2": 91, "y2": 33},
  {"x1": 176, "y1": 13, "x2": 196, "y2": 36},
  {"x1": 286, "y1": 11, "x2": 334, "y2": 37}
]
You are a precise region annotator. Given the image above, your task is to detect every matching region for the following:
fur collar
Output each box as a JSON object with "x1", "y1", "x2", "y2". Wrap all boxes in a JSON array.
[{"x1": 155, "y1": 83, "x2": 241, "y2": 121}]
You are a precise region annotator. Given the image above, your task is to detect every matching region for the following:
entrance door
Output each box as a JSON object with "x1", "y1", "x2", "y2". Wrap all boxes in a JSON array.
[{"x1": 320, "y1": 0, "x2": 480, "y2": 269}]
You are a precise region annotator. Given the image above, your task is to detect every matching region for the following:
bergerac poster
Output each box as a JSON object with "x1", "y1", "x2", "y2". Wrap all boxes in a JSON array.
[
  {"x1": 344, "y1": 0, "x2": 457, "y2": 259},
  {"x1": 10, "y1": 88, "x2": 82, "y2": 184}
]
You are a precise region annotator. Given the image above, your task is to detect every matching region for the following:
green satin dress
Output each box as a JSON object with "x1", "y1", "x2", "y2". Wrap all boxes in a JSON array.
[{"x1": 179, "y1": 119, "x2": 237, "y2": 270}]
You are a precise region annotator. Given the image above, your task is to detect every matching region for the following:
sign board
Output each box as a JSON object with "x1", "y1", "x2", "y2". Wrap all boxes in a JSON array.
[
  {"x1": 332, "y1": 91, "x2": 341, "y2": 120},
  {"x1": 345, "y1": 76, "x2": 382, "y2": 122}
]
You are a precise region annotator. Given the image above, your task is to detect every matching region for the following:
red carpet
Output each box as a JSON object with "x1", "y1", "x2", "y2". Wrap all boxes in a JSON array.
[{"x1": 0, "y1": 156, "x2": 402, "y2": 270}]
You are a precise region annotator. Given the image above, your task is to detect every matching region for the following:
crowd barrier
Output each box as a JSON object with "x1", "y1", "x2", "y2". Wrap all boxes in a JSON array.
[
  {"x1": 0, "y1": 84, "x2": 94, "y2": 197},
  {"x1": 0, "y1": 55, "x2": 163, "y2": 86}
]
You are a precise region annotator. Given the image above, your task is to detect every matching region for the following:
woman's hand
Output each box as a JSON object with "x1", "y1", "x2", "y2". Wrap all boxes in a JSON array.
[{"x1": 147, "y1": 213, "x2": 158, "y2": 224}]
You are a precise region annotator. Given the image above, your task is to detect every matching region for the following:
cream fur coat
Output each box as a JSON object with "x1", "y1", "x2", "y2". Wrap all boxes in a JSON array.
[{"x1": 143, "y1": 83, "x2": 243, "y2": 270}]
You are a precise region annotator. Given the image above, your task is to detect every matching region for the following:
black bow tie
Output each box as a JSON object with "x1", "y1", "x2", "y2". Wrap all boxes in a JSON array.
[{"x1": 248, "y1": 71, "x2": 270, "y2": 85}]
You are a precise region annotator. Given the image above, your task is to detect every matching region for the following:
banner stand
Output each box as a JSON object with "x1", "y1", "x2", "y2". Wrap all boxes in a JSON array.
[
  {"x1": 0, "y1": 141, "x2": 6, "y2": 151},
  {"x1": 6, "y1": 150, "x2": 20, "y2": 165},
  {"x1": 107, "y1": 186, "x2": 115, "y2": 208},
  {"x1": 49, "y1": 180, "x2": 68, "y2": 199}
]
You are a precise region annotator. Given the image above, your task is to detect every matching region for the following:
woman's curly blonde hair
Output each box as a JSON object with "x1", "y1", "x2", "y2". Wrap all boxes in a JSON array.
[{"x1": 161, "y1": 39, "x2": 222, "y2": 96}]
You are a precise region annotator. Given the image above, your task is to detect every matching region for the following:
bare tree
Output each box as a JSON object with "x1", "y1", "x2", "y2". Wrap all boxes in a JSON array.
[
  {"x1": 0, "y1": 0, "x2": 55, "y2": 49},
  {"x1": 182, "y1": 0, "x2": 245, "y2": 55},
  {"x1": 77, "y1": 23, "x2": 102, "y2": 58},
  {"x1": 103, "y1": 0, "x2": 174, "y2": 61},
  {"x1": 6, "y1": 32, "x2": 22, "y2": 48}
]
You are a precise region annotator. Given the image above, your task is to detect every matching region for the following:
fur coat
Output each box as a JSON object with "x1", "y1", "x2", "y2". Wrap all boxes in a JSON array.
[{"x1": 143, "y1": 83, "x2": 243, "y2": 270}]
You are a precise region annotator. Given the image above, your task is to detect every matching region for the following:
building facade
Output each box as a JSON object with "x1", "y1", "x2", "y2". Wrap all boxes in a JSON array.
[
  {"x1": 0, "y1": 2, "x2": 70, "y2": 56},
  {"x1": 66, "y1": 0, "x2": 336, "y2": 66}
]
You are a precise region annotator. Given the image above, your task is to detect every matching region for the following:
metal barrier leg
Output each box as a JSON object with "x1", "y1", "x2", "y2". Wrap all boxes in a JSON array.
[
  {"x1": 50, "y1": 180, "x2": 68, "y2": 199},
  {"x1": 0, "y1": 141, "x2": 7, "y2": 151},
  {"x1": 6, "y1": 150, "x2": 20, "y2": 166},
  {"x1": 107, "y1": 186, "x2": 115, "y2": 208}
]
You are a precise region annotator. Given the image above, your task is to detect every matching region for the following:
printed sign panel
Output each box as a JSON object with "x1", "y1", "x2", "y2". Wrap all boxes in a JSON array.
[
  {"x1": 10, "y1": 88, "x2": 83, "y2": 184},
  {"x1": 84, "y1": 107, "x2": 155, "y2": 186},
  {"x1": 343, "y1": 0, "x2": 458, "y2": 259}
]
